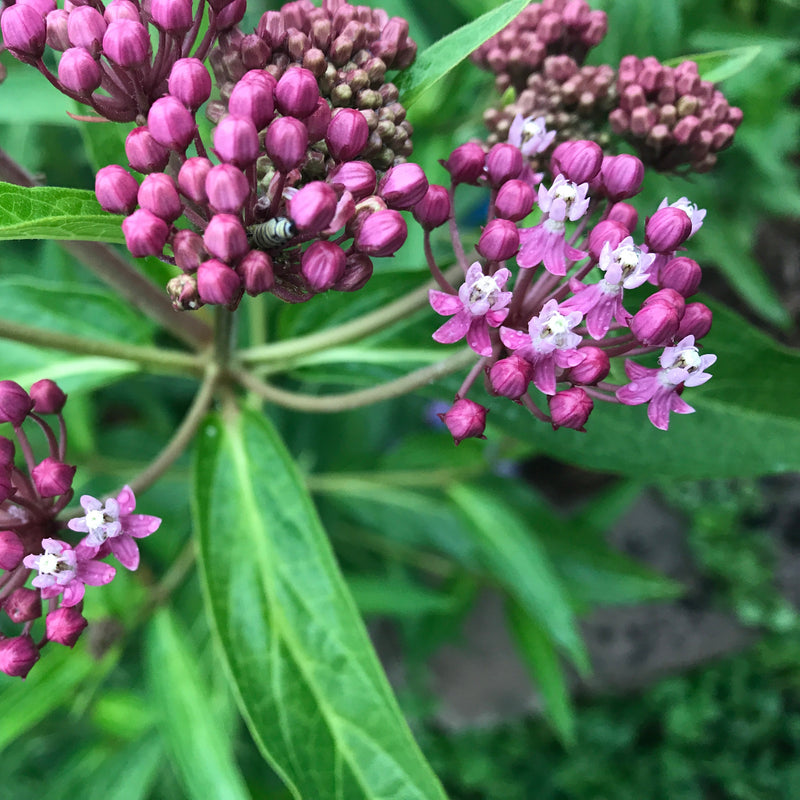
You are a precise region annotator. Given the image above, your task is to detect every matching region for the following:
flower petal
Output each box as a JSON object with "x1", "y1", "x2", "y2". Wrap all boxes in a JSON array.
[
  {"x1": 429, "y1": 289, "x2": 463, "y2": 316},
  {"x1": 110, "y1": 536, "x2": 140, "y2": 571},
  {"x1": 122, "y1": 514, "x2": 161, "y2": 538},
  {"x1": 116, "y1": 486, "x2": 136, "y2": 515},
  {"x1": 78, "y1": 559, "x2": 117, "y2": 586},
  {"x1": 432, "y1": 312, "x2": 471, "y2": 344},
  {"x1": 466, "y1": 319, "x2": 493, "y2": 357},
  {"x1": 500, "y1": 326, "x2": 531, "y2": 351},
  {"x1": 61, "y1": 582, "x2": 86, "y2": 607}
]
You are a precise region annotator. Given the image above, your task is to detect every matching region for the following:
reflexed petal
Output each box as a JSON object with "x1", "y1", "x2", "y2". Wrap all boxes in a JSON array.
[
  {"x1": 500, "y1": 326, "x2": 530, "y2": 350},
  {"x1": 494, "y1": 268, "x2": 511, "y2": 289},
  {"x1": 624, "y1": 360, "x2": 657, "y2": 381},
  {"x1": 617, "y1": 378, "x2": 660, "y2": 406},
  {"x1": 116, "y1": 486, "x2": 136, "y2": 515},
  {"x1": 78, "y1": 559, "x2": 117, "y2": 586},
  {"x1": 532, "y1": 354, "x2": 557, "y2": 395},
  {"x1": 647, "y1": 389, "x2": 676, "y2": 430},
  {"x1": 465, "y1": 262, "x2": 483, "y2": 285},
  {"x1": 433, "y1": 311, "x2": 471, "y2": 344},
  {"x1": 110, "y1": 536, "x2": 140, "y2": 570},
  {"x1": 671, "y1": 394, "x2": 695, "y2": 415},
  {"x1": 61, "y1": 582, "x2": 86, "y2": 607},
  {"x1": 486, "y1": 308, "x2": 509, "y2": 328},
  {"x1": 122, "y1": 514, "x2": 161, "y2": 538},
  {"x1": 466, "y1": 319, "x2": 492, "y2": 356},
  {"x1": 555, "y1": 349, "x2": 584, "y2": 369},
  {"x1": 429, "y1": 289, "x2": 463, "y2": 316}
]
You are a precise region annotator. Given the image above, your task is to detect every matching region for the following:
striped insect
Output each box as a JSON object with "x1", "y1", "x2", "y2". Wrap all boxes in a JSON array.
[{"x1": 247, "y1": 216, "x2": 297, "y2": 250}]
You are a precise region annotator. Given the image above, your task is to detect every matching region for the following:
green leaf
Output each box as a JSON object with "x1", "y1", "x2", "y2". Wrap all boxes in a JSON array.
[
  {"x1": 0, "y1": 67, "x2": 77, "y2": 126},
  {"x1": 664, "y1": 46, "x2": 762, "y2": 84},
  {"x1": 192, "y1": 406, "x2": 448, "y2": 800},
  {"x1": 0, "y1": 183, "x2": 125, "y2": 243},
  {"x1": 347, "y1": 575, "x2": 456, "y2": 617},
  {"x1": 394, "y1": 0, "x2": 529, "y2": 106},
  {"x1": 506, "y1": 599, "x2": 575, "y2": 747},
  {"x1": 447, "y1": 483, "x2": 588, "y2": 672},
  {"x1": 146, "y1": 610, "x2": 251, "y2": 800}
]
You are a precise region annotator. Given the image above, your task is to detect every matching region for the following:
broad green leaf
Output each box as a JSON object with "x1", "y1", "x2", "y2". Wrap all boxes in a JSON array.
[
  {"x1": 506, "y1": 600, "x2": 575, "y2": 747},
  {"x1": 394, "y1": 0, "x2": 529, "y2": 106},
  {"x1": 448, "y1": 483, "x2": 588, "y2": 671},
  {"x1": 0, "y1": 183, "x2": 125, "y2": 243},
  {"x1": 193, "y1": 406, "x2": 449, "y2": 800},
  {"x1": 146, "y1": 610, "x2": 251, "y2": 800},
  {"x1": 664, "y1": 46, "x2": 762, "y2": 84}
]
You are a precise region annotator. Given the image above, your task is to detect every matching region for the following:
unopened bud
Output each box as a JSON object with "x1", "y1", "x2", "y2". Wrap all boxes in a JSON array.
[
  {"x1": 275, "y1": 66, "x2": 319, "y2": 118},
  {"x1": 150, "y1": 0, "x2": 193, "y2": 34},
  {"x1": 137, "y1": 172, "x2": 182, "y2": 223},
  {"x1": 334, "y1": 252, "x2": 373, "y2": 292},
  {"x1": 197, "y1": 259, "x2": 242, "y2": 307},
  {"x1": 95, "y1": 165, "x2": 138, "y2": 215},
  {"x1": 564, "y1": 346, "x2": 609, "y2": 385},
  {"x1": 46, "y1": 606, "x2": 88, "y2": 647},
  {"x1": 0, "y1": 437, "x2": 13, "y2": 466},
  {"x1": 600, "y1": 154, "x2": 644, "y2": 200},
  {"x1": 494, "y1": 179, "x2": 534, "y2": 222},
  {"x1": 304, "y1": 96, "x2": 332, "y2": 142},
  {"x1": 125, "y1": 126, "x2": 170, "y2": 174},
  {"x1": 237, "y1": 250, "x2": 274, "y2": 295},
  {"x1": 326, "y1": 108, "x2": 369, "y2": 161},
  {"x1": 288, "y1": 182, "x2": 338, "y2": 235},
  {"x1": 57, "y1": 47, "x2": 102, "y2": 93},
  {"x1": 171, "y1": 229, "x2": 207, "y2": 273},
  {"x1": 439, "y1": 398, "x2": 488, "y2": 444},
  {"x1": 413, "y1": 185, "x2": 451, "y2": 229},
  {"x1": 168, "y1": 58, "x2": 212, "y2": 110},
  {"x1": 229, "y1": 73, "x2": 275, "y2": 131},
  {"x1": 102, "y1": 19, "x2": 150, "y2": 67},
  {"x1": 486, "y1": 143, "x2": 523, "y2": 188},
  {"x1": 550, "y1": 140, "x2": 603, "y2": 183},
  {"x1": 631, "y1": 298, "x2": 683, "y2": 346},
  {"x1": 1, "y1": 4, "x2": 47, "y2": 60},
  {"x1": 147, "y1": 96, "x2": 196, "y2": 152},
  {"x1": 213, "y1": 114, "x2": 259, "y2": 167},
  {"x1": 178, "y1": 157, "x2": 212, "y2": 205},
  {"x1": 0, "y1": 634, "x2": 40, "y2": 678},
  {"x1": 676, "y1": 302, "x2": 712, "y2": 340},
  {"x1": 122, "y1": 209, "x2": 170, "y2": 257},
  {"x1": 488, "y1": 355, "x2": 532, "y2": 400},
  {"x1": 587, "y1": 220, "x2": 628, "y2": 260},
  {"x1": 0, "y1": 530, "x2": 24, "y2": 571},
  {"x1": 659, "y1": 256, "x2": 702, "y2": 297},
  {"x1": 5, "y1": 587, "x2": 41, "y2": 624},
  {"x1": 0, "y1": 381, "x2": 33, "y2": 426},
  {"x1": 354, "y1": 209, "x2": 407, "y2": 257},
  {"x1": 31, "y1": 457, "x2": 76, "y2": 498},
  {"x1": 378, "y1": 162, "x2": 428, "y2": 210},
  {"x1": 265, "y1": 116, "x2": 308, "y2": 172},
  {"x1": 442, "y1": 142, "x2": 485, "y2": 185},
  {"x1": 606, "y1": 202, "x2": 638, "y2": 231},
  {"x1": 645, "y1": 207, "x2": 693, "y2": 253},
  {"x1": 29, "y1": 379, "x2": 66, "y2": 414},
  {"x1": 549, "y1": 387, "x2": 593, "y2": 431},
  {"x1": 301, "y1": 241, "x2": 346, "y2": 292},
  {"x1": 67, "y1": 6, "x2": 106, "y2": 55},
  {"x1": 477, "y1": 219, "x2": 520, "y2": 261},
  {"x1": 328, "y1": 160, "x2": 376, "y2": 200}
]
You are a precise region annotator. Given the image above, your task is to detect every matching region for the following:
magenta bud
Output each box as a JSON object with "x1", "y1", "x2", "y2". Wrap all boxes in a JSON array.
[
  {"x1": 0, "y1": 438, "x2": 14, "y2": 466},
  {"x1": 494, "y1": 179, "x2": 534, "y2": 222},
  {"x1": 0, "y1": 530, "x2": 24, "y2": 571},
  {"x1": 67, "y1": 5, "x2": 106, "y2": 54},
  {"x1": 18, "y1": 0, "x2": 56, "y2": 18},
  {"x1": 413, "y1": 184, "x2": 452, "y2": 230},
  {"x1": 229, "y1": 74, "x2": 275, "y2": 131},
  {"x1": 676, "y1": 302, "x2": 712, "y2": 340},
  {"x1": 95, "y1": 165, "x2": 138, "y2": 215},
  {"x1": 216, "y1": 0, "x2": 246, "y2": 31},
  {"x1": 29, "y1": 379, "x2": 67, "y2": 414},
  {"x1": 0, "y1": 381, "x2": 33, "y2": 426},
  {"x1": 171, "y1": 229, "x2": 207, "y2": 272},
  {"x1": 104, "y1": 1, "x2": 140, "y2": 23},
  {"x1": 486, "y1": 143, "x2": 523, "y2": 188},
  {"x1": 125, "y1": 126, "x2": 170, "y2": 174},
  {"x1": 197, "y1": 259, "x2": 242, "y2": 306},
  {"x1": 150, "y1": 0, "x2": 193, "y2": 33},
  {"x1": 600, "y1": 154, "x2": 644, "y2": 200},
  {"x1": 378, "y1": 163, "x2": 429, "y2": 210},
  {"x1": 304, "y1": 97, "x2": 332, "y2": 142},
  {"x1": 442, "y1": 142, "x2": 486, "y2": 185},
  {"x1": 265, "y1": 116, "x2": 309, "y2": 173},
  {"x1": 57, "y1": 46, "x2": 102, "y2": 93},
  {"x1": 46, "y1": 606, "x2": 88, "y2": 647},
  {"x1": 1, "y1": 4, "x2": 47, "y2": 59},
  {"x1": 205, "y1": 163, "x2": 250, "y2": 213},
  {"x1": 122, "y1": 209, "x2": 169, "y2": 257},
  {"x1": 587, "y1": 220, "x2": 629, "y2": 260},
  {"x1": 606, "y1": 202, "x2": 638, "y2": 232},
  {"x1": 45, "y1": 9, "x2": 70, "y2": 51},
  {"x1": 168, "y1": 58, "x2": 212, "y2": 110},
  {"x1": 355, "y1": 209, "x2": 407, "y2": 257},
  {"x1": 203, "y1": 213, "x2": 248, "y2": 263},
  {"x1": 237, "y1": 250, "x2": 274, "y2": 295},
  {"x1": 334, "y1": 252, "x2": 373, "y2": 292},
  {"x1": 325, "y1": 108, "x2": 369, "y2": 161},
  {"x1": 0, "y1": 635, "x2": 40, "y2": 678},
  {"x1": 645, "y1": 207, "x2": 693, "y2": 253},
  {"x1": 147, "y1": 96, "x2": 196, "y2": 152},
  {"x1": 137, "y1": 172, "x2": 182, "y2": 222},
  {"x1": 31, "y1": 457, "x2": 76, "y2": 498},
  {"x1": 288, "y1": 182, "x2": 338, "y2": 235},
  {"x1": 631, "y1": 300, "x2": 683, "y2": 346},
  {"x1": 213, "y1": 114, "x2": 260, "y2": 167},
  {"x1": 550, "y1": 140, "x2": 603, "y2": 183},
  {"x1": 175, "y1": 158, "x2": 211, "y2": 206},
  {"x1": 5, "y1": 587, "x2": 41, "y2": 624},
  {"x1": 301, "y1": 240, "x2": 346, "y2": 292},
  {"x1": 328, "y1": 160, "x2": 376, "y2": 200},
  {"x1": 488, "y1": 355, "x2": 532, "y2": 400},
  {"x1": 549, "y1": 387, "x2": 593, "y2": 431},
  {"x1": 275, "y1": 66, "x2": 319, "y2": 119},
  {"x1": 643, "y1": 287, "x2": 685, "y2": 311},
  {"x1": 439, "y1": 398, "x2": 488, "y2": 444},
  {"x1": 564, "y1": 346, "x2": 609, "y2": 385},
  {"x1": 477, "y1": 219, "x2": 520, "y2": 261},
  {"x1": 102, "y1": 19, "x2": 150, "y2": 66},
  {"x1": 659, "y1": 256, "x2": 701, "y2": 297}
]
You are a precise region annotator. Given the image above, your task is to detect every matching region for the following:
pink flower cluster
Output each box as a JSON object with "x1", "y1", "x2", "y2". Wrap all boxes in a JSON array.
[
  {"x1": 430, "y1": 126, "x2": 717, "y2": 442},
  {"x1": 0, "y1": 380, "x2": 160, "y2": 679}
]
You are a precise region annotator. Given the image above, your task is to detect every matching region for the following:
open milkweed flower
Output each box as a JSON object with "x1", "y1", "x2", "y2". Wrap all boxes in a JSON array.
[
  {"x1": 658, "y1": 196, "x2": 706, "y2": 237},
  {"x1": 508, "y1": 113, "x2": 556, "y2": 158},
  {"x1": 68, "y1": 485, "x2": 161, "y2": 571},
  {"x1": 429, "y1": 262, "x2": 512, "y2": 356}
]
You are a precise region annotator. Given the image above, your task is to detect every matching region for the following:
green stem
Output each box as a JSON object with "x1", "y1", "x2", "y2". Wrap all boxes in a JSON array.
[
  {"x1": 230, "y1": 347, "x2": 476, "y2": 413},
  {"x1": 213, "y1": 306, "x2": 236, "y2": 367},
  {"x1": 0, "y1": 317, "x2": 206, "y2": 376}
]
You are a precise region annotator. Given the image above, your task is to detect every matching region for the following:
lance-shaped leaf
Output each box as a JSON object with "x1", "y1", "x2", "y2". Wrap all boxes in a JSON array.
[
  {"x1": 665, "y1": 45, "x2": 762, "y2": 83},
  {"x1": 192, "y1": 406, "x2": 449, "y2": 800}
]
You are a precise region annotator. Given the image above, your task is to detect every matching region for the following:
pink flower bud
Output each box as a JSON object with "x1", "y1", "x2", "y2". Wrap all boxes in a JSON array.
[
  {"x1": 178, "y1": 157, "x2": 212, "y2": 204},
  {"x1": 168, "y1": 58, "x2": 212, "y2": 110},
  {"x1": 631, "y1": 299, "x2": 683, "y2": 346},
  {"x1": 229, "y1": 74, "x2": 275, "y2": 131},
  {"x1": 172, "y1": 229, "x2": 206, "y2": 272},
  {"x1": 137, "y1": 173, "x2": 182, "y2": 223},
  {"x1": 0, "y1": 437, "x2": 13, "y2": 466},
  {"x1": 237, "y1": 250, "x2": 274, "y2": 295},
  {"x1": 122, "y1": 208, "x2": 170, "y2": 257},
  {"x1": 150, "y1": 0, "x2": 193, "y2": 33},
  {"x1": 378, "y1": 163, "x2": 429, "y2": 210},
  {"x1": 494, "y1": 179, "x2": 534, "y2": 222},
  {"x1": 31, "y1": 457, "x2": 76, "y2": 497},
  {"x1": 102, "y1": 19, "x2": 150, "y2": 66},
  {"x1": 30, "y1": 379, "x2": 67, "y2": 414},
  {"x1": 301, "y1": 240, "x2": 346, "y2": 292},
  {"x1": 606, "y1": 202, "x2": 638, "y2": 231},
  {"x1": 1, "y1": 4, "x2": 47, "y2": 59},
  {"x1": 486, "y1": 143, "x2": 523, "y2": 188},
  {"x1": 5, "y1": 587, "x2": 41, "y2": 624},
  {"x1": 104, "y1": 1, "x2": 140, "y2": 23},
  {"x1": 439, "y1": 398, "x2": 488, "y2": 444},
  {"x1": 205, "y1": 163, "x2": 250, "y2": 213},
  {"x1": 659, "y1": 256, "x2": 702, "y2": 297},
  {"x1": 125, "y1": 126, "x2": 170, "y2": 173},
  {"x1": 147, "y1": 96, "x2": 196, "y2": 152},
  {"x1": 265, "y1": 116, "x2": 309, "y2": 172},
  {"x1": 46, "y1": 606, "x2": 88, "y2": 647},
  {"x1": 643, "y1": 287, "x2": 686, "y2": 312},
  {"x1": 67, "y1": 5, "x2": 106, "y2": 55},
  {"x1": 213, "y1": 114, "x2": 260, "y2": 166},
  {"x1": 550, "y1": 140, "x2": 603, "y2": 183},
  {"x1": 288, "y1": 182, "x2": 337, "y2": 235},
  {"x1": 203, "y1": 213, "x2": 248, "y2": 263},
  {"x1": 477, "y1": 219, "x2": 520, "y2": 261},
  {"x1": 19, "y1": 1, "x2": 56, "y2": 19},
  {"x1": 645, "y1": 207, "x2": 693, "y2": 253},
  {"x1": 275, "y1": 66, "x2": 319, "y2": 118},
  {"x1": 413, "y1": 185, "x2": 452, "y2": 230},
  {"x1": 676, "y1": 302, "x2": 712, "y2": 340},
  {"x1": 304, "y1": 97, "x2": 332, "y2": 142},
  {"x1": 0, "y1": 635, "x2": 40, "y2": 678},
  {"x1": 0, "y1": 381, "x2": 33, "y2": 426},
  {"x1": 549, "y1": 387, "x2": 593, "y2": 431},
  {"x1": 600, "y1": 154, "x2": 644, "y2": 200},
  {"x1": 45, "y1": 9, "x2": 70, "y2": 51},
  {"x1": 57, "y1": 47, "x2": 102, "y2": 93},
  {"x1": 587, "y1": 220, "x2": 628, "y2": 260},
  {"x1": 328, "y1": 161, "x2": 376, "y2": 200},
  {"x1": 488, "y1": 355, "x2": 532, "y2": 400},
  {"x1": 443, "y1": 142, "x2": 486, "y2": 185},
  {"x1": 216, "y1": 0, "x2": 246, "y2": 31},
  {"x1": 325, "y1": 108, "x2": 369, "y2": 161},
  {"x1": 564, "y1": 346, "x2": 610, "y2": 385},
  {"x1": 95, "y1": 165, "x2": 138, "y2": 215},
  {"x1": 0, "y1": 530, "x2": 24, "y2": 570},
  {"x1": 197, "y1": 259, "x2": 242, "y2": 306},
  {"x1": 355, "y1": 208, "x2": 407, "y2": 257},
  {"x1": 334, "y1": 252, "x2": 373, "y2": 292}
]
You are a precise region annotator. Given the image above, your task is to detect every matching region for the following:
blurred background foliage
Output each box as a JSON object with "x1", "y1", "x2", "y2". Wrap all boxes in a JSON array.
[{"x1": 1, "y1": 0, "x2": 799, "y2": 797}]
